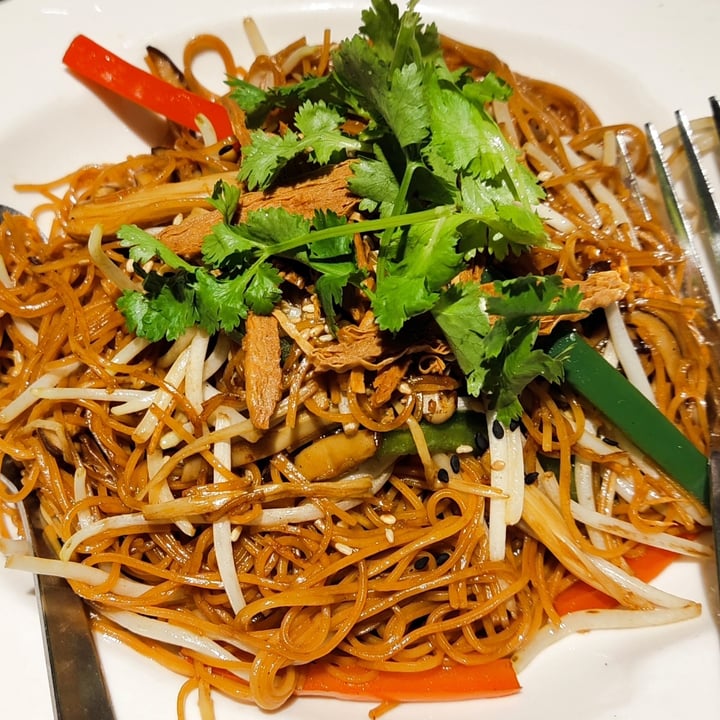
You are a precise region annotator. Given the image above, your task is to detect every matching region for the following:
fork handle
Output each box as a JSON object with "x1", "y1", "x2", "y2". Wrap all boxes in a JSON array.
[
  {"x1": 34, "y1": 571, "x2": 117, "y2": 720},
  {"x1": 25, "y1": 493, "x2": 117, "y2": 720}
]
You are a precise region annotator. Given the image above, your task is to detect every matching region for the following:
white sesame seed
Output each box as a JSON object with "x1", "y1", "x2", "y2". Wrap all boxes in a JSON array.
[
  {"x1": 385, "y1": 528, "x2": 395, "y2": 543},
  {"x1": 335, "y1": 542, "x2": 354, "y2": 556},
  {"x1": 379, "y1": 513, "x2": 396, "y2": 526},
  {"x1": 455, "y1": 444, "x2": 474, "y2": 454}
]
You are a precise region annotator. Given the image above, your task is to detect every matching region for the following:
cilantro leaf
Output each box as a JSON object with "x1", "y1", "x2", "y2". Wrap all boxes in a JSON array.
[
  {"x1": 458, "y1": 176, "x2": 546, "y2": 258},
  {"x1": 306, "y1": 210, "x2": 354, "y2": 259},
  {"x1": 347, "y1": 153, "x2": 400, "y2": 216},
  {"x1": 373, "y1": 215, "x2": 464, "y2": 331},
  {"x1": 201, "y1": 222, "x2": 259, "y2": 268},
  {"x1": 430, "y1": 282, "x2": 493, "y2": 392},
  {"x1": 117, "y1": 225, "x2": 194, "y2": 271},
  {"x1": 226, "y1": 77, "x2": 268, "y2": 118},
  {"x1": 333, "y1": 34, "x2": 389, "y2": 127},
  {"x1": 427, "y1": 75, "x2": 494, "y2": 173},
  {"x1": 462, "y1": 71, "x2": 513, "y2": 105},
  {"x1": 243, "y1": 206, "x2": 312, "y2": 247},
  {"x1": 314, "y1": 260, "x2": 365, "y2": 332},
  {"x1": 432, "y1": 277, "x2": 581, "y2": 422},
  {"x1": 386, "y1": 62, "x2": 430, "y2": 148},
  {"x1": 117, "y1": 283, "x2": 197, "y2": 342},
  {"x1": 358, "y1": 0, "x2": 402, "y2": 58},
  {"x1": 485, "y1": 275, "x2": 582, "y2": 319},
  {"x1": 372, "y1": 273, "x2": 439, "y2": 333},
  {"x1": 227, "y1": 74, "x2": 337, "y2": 128},
  {"x1": 208, "y1": 179, "x2": 240, "y2": 224},
  {"x1": 293, "y1": 101, "x2": 350, "y2": 164},
  {"x1": 360, "y1": 0, "x2": 440, "y2": 66},
  {"x1": 493, "y1": 326, "x2": 565, "y2": 423},
  {"x1": 193, "y1": 269, "x2": 250, "y2": 334},
  {"x1": 113, "y1": 1, "x2": 583, "y2": 427},
  {"x1": 333, "y1": 43, "x2": 429, "y2": 148},
  {"x1": 244, "y1": 262, "x2": 283, "y2": 314},
  {"x1": 238, "y1": 131, "x2": 289, "y2": 191},
  {"x1": 238, "y1": 100, "x2": 364, "y2": 190}
]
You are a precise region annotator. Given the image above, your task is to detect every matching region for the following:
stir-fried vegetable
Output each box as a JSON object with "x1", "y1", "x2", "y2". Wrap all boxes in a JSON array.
[
  {"x1": 63, "y1": 34, "x2": 235, "y2": 140},
  {"x1": 297, "y1": 658, "x2": 521, "y2": 701},
  {"x1": 549, "y1": 332, "x2": 709, "y2": 506},
  {"x1": 100, "y1": 0, "x2": 584, "y2": 423},
  {"x1": 0, "y1": 2, "x2": 712, "y2": 716},
  {"x1": 553, "y1": 543, "x2": 683, "y2": 615},
  {"x1": 377, "y1": 411, "x2": 487, "y2": 458}
]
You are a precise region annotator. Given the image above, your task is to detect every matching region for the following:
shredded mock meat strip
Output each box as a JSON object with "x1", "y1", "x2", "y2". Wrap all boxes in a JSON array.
[
  {"x1": 539, "y1": 270, "x2": 630, "y2": 332},
  {"x1": 160, "y1": 161, "x2": 357, "y2": 257},
  {"x1": 572, "y1": 270, "x2": 630, "y2": 312},
  {"x1": 371, "y1": 361, "x2": 410, "y2": 407},
  {"x1": 242, "y1": 312, "x2": 283, "y2": 429}
]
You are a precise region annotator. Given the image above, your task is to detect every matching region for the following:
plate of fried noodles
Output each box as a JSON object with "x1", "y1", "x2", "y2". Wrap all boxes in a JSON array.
[{"x1": 1, "y1": 1, "x2": 720, "y2": 718}]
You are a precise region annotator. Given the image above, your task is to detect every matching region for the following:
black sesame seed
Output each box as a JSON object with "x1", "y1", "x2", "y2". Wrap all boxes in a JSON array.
[
  {"x1": 508, "y1": 418, "x2": 522, "y2": 432},
  {"x1": 602, "y1": 436, "x2": 620, "y2": 447},
  {"x1": 450, "y1": 454, "x2": 461, "y2": 474},
  {"x1": 524, "y1": 471, "x2": 539, "y2": 485},
  {"x1": 435, "y1": 551, "x2": 450, "y2": 565},
  {"x1": 414, "y1": 555, "x2": 430, "y2": 570},
  {"x1": 475, "y1": 432, "x2": 489, "y2": 455},
  {"x1": 218, "y1": 144, "x2": 235, "y2": 156},
  {"x1": 437, "y1": 468, "x2": 450, "y2": 483},
  {"x1": 492, "y1": 419, "x2": 505, "y2": 439}
]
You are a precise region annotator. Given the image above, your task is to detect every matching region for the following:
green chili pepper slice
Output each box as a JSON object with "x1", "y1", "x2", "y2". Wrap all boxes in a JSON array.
[{"x1": 549, "y1": 331, "x2": 709, "y2": 507}]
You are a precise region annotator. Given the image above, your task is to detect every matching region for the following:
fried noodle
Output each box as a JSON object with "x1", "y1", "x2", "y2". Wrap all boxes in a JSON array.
[{"x1": 0, "y1": 15, "x2": 717, "y2": 719}]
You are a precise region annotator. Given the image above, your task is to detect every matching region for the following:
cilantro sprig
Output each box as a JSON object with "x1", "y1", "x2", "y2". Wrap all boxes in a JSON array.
[
  {"x1": 239, "y1": 100, "x2": 367, "y2": 190},
  {"x1": 432, "y1": 277, "x2": 582, "y2": 423},
  {"x1": 114, "y1": 0, "x2": 582, "y2": 421}
]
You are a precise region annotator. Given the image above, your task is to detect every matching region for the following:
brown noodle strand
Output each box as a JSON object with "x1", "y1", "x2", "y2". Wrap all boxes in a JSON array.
[{"x1": 0, "y1": 23, "x2": 717, "y2": 720}]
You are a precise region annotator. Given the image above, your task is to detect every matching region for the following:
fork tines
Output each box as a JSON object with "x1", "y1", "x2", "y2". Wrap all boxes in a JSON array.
[
  {"x1": 645, "y1": 99, "x2": 720, "y2": 592},
  {"x1": 645, "y1": 97, "x2": 720, "y2": 317}
]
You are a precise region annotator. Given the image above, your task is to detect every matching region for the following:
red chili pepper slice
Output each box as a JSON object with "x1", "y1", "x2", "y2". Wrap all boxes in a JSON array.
[{"x1": 63, "y1": 34, "x2": 234, "y2": 140}]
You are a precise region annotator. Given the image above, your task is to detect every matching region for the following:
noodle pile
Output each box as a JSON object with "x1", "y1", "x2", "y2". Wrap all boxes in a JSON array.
[{"x1": 0, "y1": 7, "x2": 717, "y2": 719}]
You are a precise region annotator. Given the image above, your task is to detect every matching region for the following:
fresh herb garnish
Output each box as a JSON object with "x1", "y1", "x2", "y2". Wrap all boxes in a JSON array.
[
  {"x1": 115, "y1": 0, "x2": 582, "y2": 420},
  {"x1": 432, "y1": 277, "x2": 581, "y2": 423},
  {"x1": 239, "y1": 100, "x2": 367, "y2": 190}
]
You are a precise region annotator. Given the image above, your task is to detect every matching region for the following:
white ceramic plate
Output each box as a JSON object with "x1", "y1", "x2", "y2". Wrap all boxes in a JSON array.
[{"x1": 1, "y1": 1, "x2": 719, "y2": 718}]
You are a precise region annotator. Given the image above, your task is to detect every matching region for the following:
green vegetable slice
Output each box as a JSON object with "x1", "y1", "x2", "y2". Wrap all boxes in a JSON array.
[
  {"x1": 549, "y1": 331, "x2": 709, "y2": 507},
  {"x1": 377, "y1": 411, "x2": 487, "y2": 458}
]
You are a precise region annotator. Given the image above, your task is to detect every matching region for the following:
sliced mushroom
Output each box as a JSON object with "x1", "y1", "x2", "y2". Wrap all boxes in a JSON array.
[{"x1": 145, "y1": 46, "x2": 187, "y2": 88}]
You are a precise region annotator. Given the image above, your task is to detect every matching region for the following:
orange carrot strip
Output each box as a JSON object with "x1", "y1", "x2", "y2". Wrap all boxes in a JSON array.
[{"x1": 296, "y1": 660, "x2": 520, "y2": 702}]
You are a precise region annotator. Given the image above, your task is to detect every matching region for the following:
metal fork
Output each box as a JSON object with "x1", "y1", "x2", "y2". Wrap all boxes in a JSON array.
[
  {"x1": 645, "y1": 99, "x2": 720, "y2": 592},
  {"x1": 1, "y1": 460, "x2": 116, "y2": 720}
]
